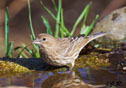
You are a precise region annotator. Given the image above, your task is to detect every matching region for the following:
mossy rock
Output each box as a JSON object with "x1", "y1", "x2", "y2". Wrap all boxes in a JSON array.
[
  {"x1": 0, "y1": 60, "x2": 31, "y2": 77},
  {"x1": 75, "y1": 52, "x2": 110, "y2": 70}
]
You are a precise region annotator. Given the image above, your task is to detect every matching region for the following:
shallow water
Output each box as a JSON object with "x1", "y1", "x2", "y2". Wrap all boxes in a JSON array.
[
  {"x1": 0, "y1": 67, "x2": 126, "y2": 88},
  {"x1": 1, "y1": 47, "x2": 126, "y2": 88}
]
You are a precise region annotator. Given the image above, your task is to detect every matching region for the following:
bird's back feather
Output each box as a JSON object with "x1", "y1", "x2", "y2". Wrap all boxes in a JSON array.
[{"x1": 57, "y1": 32, "x2": 107, "y2": 60}]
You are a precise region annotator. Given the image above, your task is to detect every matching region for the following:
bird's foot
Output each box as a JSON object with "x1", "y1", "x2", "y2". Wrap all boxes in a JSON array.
[{"x1": 66, "y1": 67, "x2": 74, "y2": 74}]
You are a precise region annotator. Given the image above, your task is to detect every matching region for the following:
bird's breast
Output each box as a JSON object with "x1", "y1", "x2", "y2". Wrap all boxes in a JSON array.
[{"x1": 39, "y1": 48, "x2": 68, "y2": 66}]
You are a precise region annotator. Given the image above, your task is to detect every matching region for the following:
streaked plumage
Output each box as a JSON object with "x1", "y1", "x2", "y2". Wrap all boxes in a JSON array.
[{"x1": 33, "y1": 32, "x2": 107, "y2": 70}]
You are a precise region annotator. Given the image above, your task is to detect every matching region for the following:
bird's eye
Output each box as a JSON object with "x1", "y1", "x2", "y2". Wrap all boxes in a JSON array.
[{"x1": 43, "y1": 38, "x2": 46, "y2": 41}]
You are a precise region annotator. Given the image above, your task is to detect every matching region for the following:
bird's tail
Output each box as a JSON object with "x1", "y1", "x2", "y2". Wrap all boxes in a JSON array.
[{"x1": 83, "y1": 32, "x2": 108, "y2": 46}]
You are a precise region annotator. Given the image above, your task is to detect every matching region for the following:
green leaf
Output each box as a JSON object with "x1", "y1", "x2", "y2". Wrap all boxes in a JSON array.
[
  {"x1": 80, "y1": 25, "x2": 89, "y2": 35},
  {"x1": 84, "y1": 15, "x2": 99, "y2": 36},
  {"x1": 41, "y1": 16, "x2": 53, "y2": 35},
  {"x1": 55, "y1": 0, "x2": 62, "y2": 38},
  {"x1": 8, "y1": 42, "x2": 14, "y2": 58},
  {"x1": 70, "y1": 2, "x2": 92, "y2": 36},
  {"x1": 22, "y1": 44, "x2": 33, "y2": 56},
  {"x1": 40, "y1": 0, "x2": 57, "y2": 21},
  {"x1": 30, "y1": 36, "x2": 40, "y2": 58},
  {"x1": 28, "y1": 0, "x2": 35, "y2": 40},
  {"x1": 5, "y1": 7, "x2": 9, "y2": 56},
  {"x1": 60, "y1": 27, "x2": 64, "y2": 38},
  {"x1": 30, "y1": 35, "x2": 39, "y2": 50},
  {"x1": 17, "y1": 49, "x2": 29, "y2": 58},
  {"x1": 15, "y1": 45, "x2": 29, "y2": 58},
  {"x1": 17, "y1": 44, "x2": 33, "y2": 58},
  {"x1": 51, "y1": 0, "x2": 57, "y2": 11},
  {"x1": 20, "y1": 52, "x2": 29, "y2": 58},
  {"x1": 82, "y1": 2, "x2": 92, "y2": 25},
  {"x1": 28, "y1": 0, "x2": 40, "y2": 58},
  {"x1": 60, "y1": 9, "x2": 70, "y2": 37},
  {"x1": 17, "y1": 48, "x2": 28, "y2": 58}
]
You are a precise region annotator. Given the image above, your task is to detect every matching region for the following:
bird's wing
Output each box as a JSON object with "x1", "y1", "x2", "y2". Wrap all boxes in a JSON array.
[
  {"x1": 57, "y1": 32, "x2": 107, "y2": 59},
  {"x1": 56, "y1": 35, "x2": 85, "y2": 59}
]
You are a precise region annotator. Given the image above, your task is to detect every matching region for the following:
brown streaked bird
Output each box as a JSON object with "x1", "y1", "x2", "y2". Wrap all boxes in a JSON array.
[{"x1": 33, "y1": 32, "x2": 107, "y2": 70}]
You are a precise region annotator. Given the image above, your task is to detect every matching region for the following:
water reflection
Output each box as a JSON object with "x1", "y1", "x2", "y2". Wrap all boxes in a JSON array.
[
  {"x1": 42, "y1": 71, "x2": 99, "y2": 88},
  {"x1": 0, "y1": 68, "x2": 126, "y2": 88},
  {"x1": 78, "y1": 68, "x2": 126, "y2": 87}
]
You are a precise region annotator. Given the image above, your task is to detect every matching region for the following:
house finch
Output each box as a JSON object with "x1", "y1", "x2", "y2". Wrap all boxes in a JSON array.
[{"x1": 33, "y1": 32, "x2": 107, "y2": 70}]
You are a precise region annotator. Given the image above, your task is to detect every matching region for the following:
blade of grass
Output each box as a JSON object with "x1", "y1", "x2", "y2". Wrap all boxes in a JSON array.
[
  {"x1": 28, "y1": 0, "x2": 35, "y2": 40},
  {"x1": 5, "y1": 7, "x2": 10, "y2": 56},
  {"x1": 51, "y1": 0, "x2": 57, "y2": 11},
  {"x1": 40, "y1": 0, "x2": 57, "y2": 21},
  {"x1": 83, "y1": 15, "x2": 99, "y2": 36},
  {"x1": 31, "y1": 35, "x2": 38, "y2": 50},
  {"x1": 61, "y1": 27, "x2": 70, "y2": 37},
  {"x1": 82, "y1": 2, "x2": 92, "y2": 26},
  {"x1": 55, "y1": 0, "x2": 61, "y2": 38},
  {"x1": 28, "y1": 0, "x2": 40, "y2": 58},
  {"x1": 60, "y1": 27, "x2": 64, "y2": 38},
  {"x1": 15, "y1": 46, "x2": 28, "y2": 58},
  {"x1": 70, "y1": 2, "x2": 92, "y2": 36},
  {"x1": 20, "y1": 52, "x2": 29, "y2": 58},
  {"x1": 34, "y1": 48, "x2": 40, "y2": 58},
  {"x1": 18, "y1": 49, "x2": 29, "y2": 58},
  {"x1": 80, "y1": 25, "x2": 89, "y2": 35},
  {"x1": 60, "y1": 9, "x2": 70, "y2": 37},
  {"x1": 22, "y1": 44, "x2": 33, "y2": 56},
  {"x1": 22, "y1": 44, "x2": 38, "y2": 58},
  {"x1": 17, "y1": 44, "x2": 32, "y2": 58},
  {"x1": 41, "y1": 16, "x2": 53, "y2": 35},
  {"x1": 7, "y1": 42, "x2": 14, "y2": 58},
  {"x1": 30, "y1": 36, "x2": 40, "y2": 58}
]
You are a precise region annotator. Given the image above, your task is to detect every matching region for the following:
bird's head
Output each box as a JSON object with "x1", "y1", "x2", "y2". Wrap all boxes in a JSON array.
[{"x1": 32, "y1": 33, "x2": 57, "y2": 48}]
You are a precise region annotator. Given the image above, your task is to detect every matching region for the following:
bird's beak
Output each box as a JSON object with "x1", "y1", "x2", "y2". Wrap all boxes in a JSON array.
[{"x1": 32, "y1": 38, "x2": 41, "y2": 45}]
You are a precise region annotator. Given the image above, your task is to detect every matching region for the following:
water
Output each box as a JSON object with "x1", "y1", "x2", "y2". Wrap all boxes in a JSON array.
[
  {"x1": 0, "y1": 48, "x2": 126, "y2": 88},
  {"x1": 0, "y1": 67, "x2": 126, "y2": 88}
]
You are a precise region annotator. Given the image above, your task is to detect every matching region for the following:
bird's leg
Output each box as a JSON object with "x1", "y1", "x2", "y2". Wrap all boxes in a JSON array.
[
  {"x1": 69, "y1": 61, "x2": 75, "y2": 72},
  {"x1": 66, "y1": 61, "x2": 75, "y2": 73},
  {"x1": 69, "y1": 67, "x2": 73, "y2": 72}
]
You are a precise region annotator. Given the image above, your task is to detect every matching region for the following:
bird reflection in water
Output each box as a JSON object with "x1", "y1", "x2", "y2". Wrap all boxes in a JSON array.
[{"x1": 41, "y1": 71, "x2": 105, "y2": 88}]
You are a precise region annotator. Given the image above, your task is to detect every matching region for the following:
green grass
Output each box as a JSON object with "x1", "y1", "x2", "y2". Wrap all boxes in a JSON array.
[
  {"x1": 5, "y1": 7, "x2": 14, "y2": 58},
  {"x1": 80, "y1": 15, "x2": 99, "y2": 36},
  {"x1": 4, "y1": 0, "x2": 98, "y2": 58},
  {"x1": 71, "y1": 2, "x2": 92, "y2": 36},
  {"x1": 41, "y1": 16, "x2": 53, "y2": 35},
  {"x1": 28, "y1": 0, "x2": 40, "y2": 58},
  {"x1": 15, "y1": 0, "x2": 40, "y2": 58},
  {"x1": 40, "y1": 0, "x2": 98, "y2": 38}
]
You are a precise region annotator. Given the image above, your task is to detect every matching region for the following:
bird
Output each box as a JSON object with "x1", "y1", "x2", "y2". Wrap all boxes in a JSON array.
[{"x1": 32, "y1": 32, "x2": 107, "y2": 70}]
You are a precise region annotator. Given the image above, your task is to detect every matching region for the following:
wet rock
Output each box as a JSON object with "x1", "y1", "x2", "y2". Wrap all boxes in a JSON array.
[
  {"x1": 0, "y1": 60, "x2": 31, "y2": 76},
  {"x1": 108, "y1": 47, "x2": 126, "y2": 73},
  {"x1": 76, "y1": 52, "x2": 110, "y2": 69},
  {"x1": 93, "y1": 7, "x2": 126, "y2": 41}
]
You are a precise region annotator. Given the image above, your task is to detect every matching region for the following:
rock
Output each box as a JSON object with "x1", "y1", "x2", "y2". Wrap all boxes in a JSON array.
[{"x1": 93, "y1": 7, "x2": 126, "y2": 41}]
